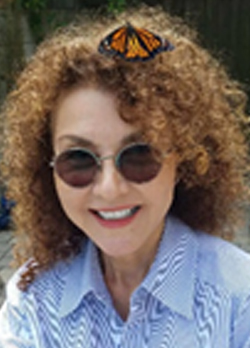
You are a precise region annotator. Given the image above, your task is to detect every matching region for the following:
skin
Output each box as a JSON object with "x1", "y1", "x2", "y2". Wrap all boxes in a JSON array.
[{"x1": 52, "y1": 87, "x2": 178, "y2": 320}]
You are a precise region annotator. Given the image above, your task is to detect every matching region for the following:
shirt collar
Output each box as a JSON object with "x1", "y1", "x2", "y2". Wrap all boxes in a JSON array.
[
  {"x1": 142, "y1": 216, "x2": 198, "y2": 319},
  {"x1": 59, "y1": 239, "x2": 110, "y2": 318},
  {"x1": 59, "y1": 215, "x2": 198, "y2": 319}
]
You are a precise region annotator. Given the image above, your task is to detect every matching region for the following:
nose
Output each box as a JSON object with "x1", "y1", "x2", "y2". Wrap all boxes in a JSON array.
[{"x1": 92, "y1": 159, "x2": 129, "y2": 201}]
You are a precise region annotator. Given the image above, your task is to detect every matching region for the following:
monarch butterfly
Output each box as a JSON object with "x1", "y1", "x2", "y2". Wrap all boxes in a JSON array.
[{"x1": 98, "y1": 23, "x2": 174, "y2": 62}]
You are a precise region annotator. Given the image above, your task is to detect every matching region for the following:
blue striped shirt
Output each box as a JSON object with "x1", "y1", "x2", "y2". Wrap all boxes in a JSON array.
[{"x1": 1, "y1": 216, "x2": 250, "y2": 347}]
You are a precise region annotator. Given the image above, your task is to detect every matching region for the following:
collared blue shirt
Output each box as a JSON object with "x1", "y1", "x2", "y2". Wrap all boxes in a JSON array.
[{"x1": 1, "y1": 216, "x2": 250, "y2": 347}]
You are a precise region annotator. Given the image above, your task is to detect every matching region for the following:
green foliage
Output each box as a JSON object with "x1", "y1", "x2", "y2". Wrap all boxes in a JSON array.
[
  {"x1": 107, "y1": 0, "x2": 127, "y2": 14},
  {"x1": 20, "y1": 0, "x2": 46, "y2": 12},
  {"x1": 19, "y1": 0, "x2": 49, "y2": 43}
]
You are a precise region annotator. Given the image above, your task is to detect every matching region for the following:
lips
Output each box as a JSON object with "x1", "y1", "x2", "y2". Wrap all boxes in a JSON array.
[
  {"x1": 94, "y1": 206, "x2": 140, "y2": 220},
  {"x1": 90, "y1": 206, "x2": 141, "y2": 228}
]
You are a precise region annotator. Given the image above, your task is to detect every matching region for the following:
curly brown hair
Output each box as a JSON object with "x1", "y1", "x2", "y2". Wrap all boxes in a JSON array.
[{"x1": 1, "y1": 5, "x2": 249, "y2": 290}]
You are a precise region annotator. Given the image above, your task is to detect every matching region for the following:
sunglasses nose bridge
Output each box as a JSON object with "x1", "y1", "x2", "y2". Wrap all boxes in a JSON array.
[
  {"x1": 92, "y1": 152, "x2": 130, "y2": 200},
  {"x1": 98, "y1": 153, "x2": 117, "y2": 167}
]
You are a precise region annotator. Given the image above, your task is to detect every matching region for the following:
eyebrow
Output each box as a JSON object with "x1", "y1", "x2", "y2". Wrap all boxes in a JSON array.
[
  {"x1": 57, "y1": 135, "x2": 94, "y2": 148},
  {"x1": 57, "y1": 132, "x2": 143, "y2": 149},
  {"x1": 121, "y1": 132, "x2": 144, "y2": 146}
]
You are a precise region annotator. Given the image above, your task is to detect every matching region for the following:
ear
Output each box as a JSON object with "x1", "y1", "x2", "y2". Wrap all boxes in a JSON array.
[{"x1": 195, "y1": 148, "x2": 210, "y2": 176}]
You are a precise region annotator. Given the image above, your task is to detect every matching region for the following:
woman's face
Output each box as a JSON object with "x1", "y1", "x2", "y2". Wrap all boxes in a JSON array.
[{"x1": 52, "y1": 87, "x2": 178, "y2": 259}]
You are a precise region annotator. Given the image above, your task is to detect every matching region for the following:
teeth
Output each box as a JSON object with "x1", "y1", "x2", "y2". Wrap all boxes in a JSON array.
[{"x1": 97, "y1": 207, "x2": 137, "y2": 220}]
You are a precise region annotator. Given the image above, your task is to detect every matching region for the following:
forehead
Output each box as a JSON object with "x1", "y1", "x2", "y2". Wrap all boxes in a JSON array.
[{"x1": 52, "y1": 87, "x2": 141, "y2": 151}]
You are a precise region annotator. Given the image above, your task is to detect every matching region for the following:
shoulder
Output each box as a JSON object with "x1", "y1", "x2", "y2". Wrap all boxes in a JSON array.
[
  {"x1": 193, "y1": 229, "x2": 250, "y2": 310},
  {"x1": 5, "y1": 258, "x2": 72, "y2": 310},
  {"x1": 169, "y1": 217, "x2": 250, "y2": 297},
  {"x1": 191, "y1": 230, "x2": 250, "y2": 344}
]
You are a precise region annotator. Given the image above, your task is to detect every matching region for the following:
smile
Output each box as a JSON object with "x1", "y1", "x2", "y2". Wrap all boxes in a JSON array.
[{"x1": 95, "y1": 206, "x2": 140, "y2": 220}]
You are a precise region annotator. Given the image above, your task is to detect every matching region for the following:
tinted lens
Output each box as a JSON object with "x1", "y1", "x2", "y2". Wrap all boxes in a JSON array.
[
  {"x1": 55, "y1": 149, "x2": 97, "y2": 187},
  {"x1": 118, "y1": 144, "x2": 161, "y2": 183}
]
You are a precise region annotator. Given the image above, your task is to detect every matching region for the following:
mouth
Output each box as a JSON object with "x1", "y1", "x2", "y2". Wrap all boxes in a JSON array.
[{"x1": 91, "y1": 206, "x2": 141, "y2": 221}]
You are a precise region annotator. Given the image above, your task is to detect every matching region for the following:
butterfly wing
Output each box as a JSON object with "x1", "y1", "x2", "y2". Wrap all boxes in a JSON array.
[
  {"x1": 98, "y1": 24, "x2": 174, "y2": 62},
  {"x1": 135, "y1": 28, "x2": 174, "y2": 58},
  {"x1": 124, "y1": 28, "x2": 152, "y2": 61},
  {"x1": 98, "y1": 25, "x2": 128, "y2": 57}
]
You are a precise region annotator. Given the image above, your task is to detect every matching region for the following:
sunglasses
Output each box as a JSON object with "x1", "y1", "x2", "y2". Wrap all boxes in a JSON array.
[{"x1": 50, "y1": 143, "x2": 169, "y2": 188}]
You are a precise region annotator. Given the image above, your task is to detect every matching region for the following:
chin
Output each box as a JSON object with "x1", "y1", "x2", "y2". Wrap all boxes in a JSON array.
[{"x1": 97, "y1": 239, "x2": 142, "y2": 258}]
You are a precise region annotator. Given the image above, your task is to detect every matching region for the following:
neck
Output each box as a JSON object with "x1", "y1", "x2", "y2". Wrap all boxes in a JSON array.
[
  {"x1": 99, "y1": 222, "x2": 164, "y2": 320},
  {"x1": 102, "y1": 248, "x2": 155, "y2": 289},
  {"x1": 101, "y1": 248, "x2": 158, "y2": 321}
]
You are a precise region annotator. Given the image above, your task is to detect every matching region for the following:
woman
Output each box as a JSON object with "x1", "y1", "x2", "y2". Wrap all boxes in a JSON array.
[{"x1": 1, "y1": 5, "x2": 250, "y2": 347}]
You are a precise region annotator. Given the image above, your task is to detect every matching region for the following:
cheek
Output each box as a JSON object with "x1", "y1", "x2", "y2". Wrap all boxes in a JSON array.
[
  {"x1": 54, "y1": 176, "x2": 87, "y2": 217},
  {"x1": 150, "y1": 160, "x2": 177, "y2": 208}
]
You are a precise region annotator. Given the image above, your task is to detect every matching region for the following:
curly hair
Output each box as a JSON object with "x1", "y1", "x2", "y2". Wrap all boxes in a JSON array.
[{"x1": 1, "y1": 5, "x2": 249, "y2": 290}]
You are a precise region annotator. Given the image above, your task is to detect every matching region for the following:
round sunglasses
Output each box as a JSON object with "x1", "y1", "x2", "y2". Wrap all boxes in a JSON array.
[{"x1": 50, "y1": 143, "x2": 169, "y2": 188}]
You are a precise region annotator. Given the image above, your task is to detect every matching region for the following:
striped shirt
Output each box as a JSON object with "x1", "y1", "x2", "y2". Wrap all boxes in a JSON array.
[{"x1": 1, "y1": 216, "x2": 250, "y2": 347}]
